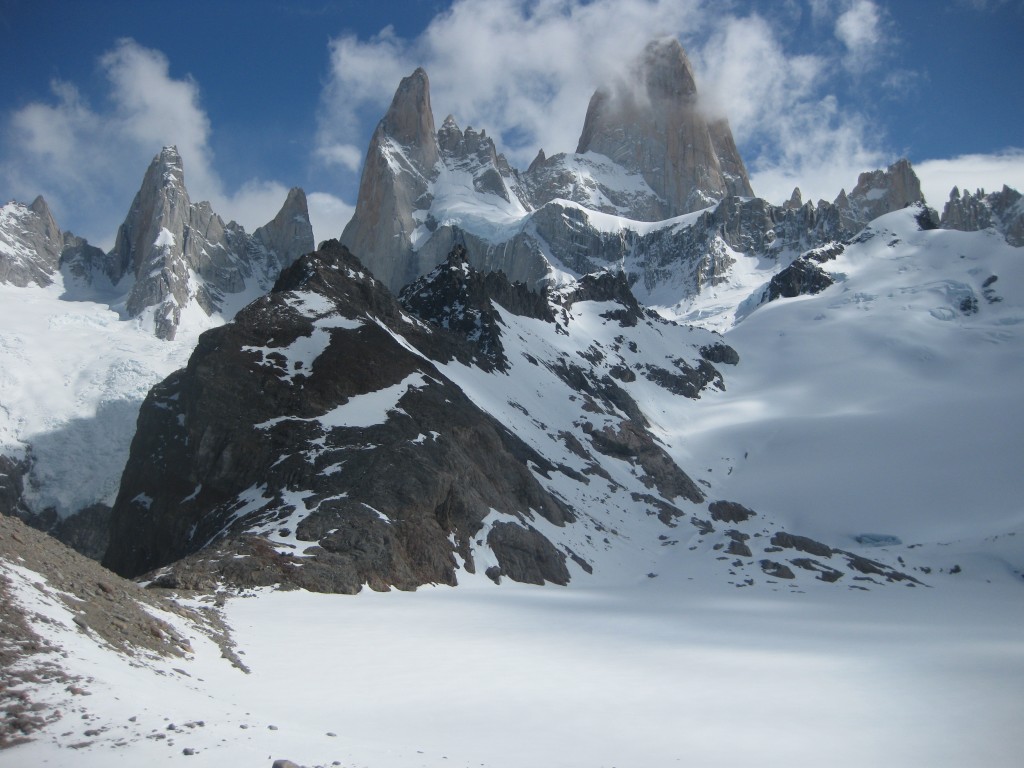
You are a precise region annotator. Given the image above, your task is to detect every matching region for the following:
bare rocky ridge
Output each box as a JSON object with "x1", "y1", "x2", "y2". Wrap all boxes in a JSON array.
[
  {"x1": 103, "y1": 241, "x2": 581, "y2": 590},
  {"x1": 107, "y1": 146, "x2": 314, "y2": 339},
  {"x1": 941, "y1": 184, "x2": 1024, "y2": 246},
  {"x1": 1, "y1": 148, "x2": 315, "y2": 341},
  {"x1": 0, "y1": 512, "x2": 239, "y2": 748},
  {"x1": 338, "y1": 41, "x2": 941, "y2": 303}
]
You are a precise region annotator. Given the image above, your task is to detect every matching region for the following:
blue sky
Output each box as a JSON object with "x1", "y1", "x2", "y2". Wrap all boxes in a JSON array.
[{"x1": 1, "y1": 0, "x2": 1022, "y2": 247}]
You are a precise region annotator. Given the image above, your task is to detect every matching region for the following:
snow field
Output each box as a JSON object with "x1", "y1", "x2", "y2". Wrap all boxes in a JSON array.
[
  {"x1": 674, "y1": 209, "x2": 1024, "y2": 554},
  {"x1": 5, "y1": 577, "x2": 1023, "y2": 767}
]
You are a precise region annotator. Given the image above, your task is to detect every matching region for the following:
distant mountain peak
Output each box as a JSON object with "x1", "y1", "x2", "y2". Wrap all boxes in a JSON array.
[
  {"x1": 575, "y1": 39, "x2": 754, "y2": 216},
  {"x1": 634, "y1": 37, "x2": 699, "y2": 100},
  {"x1": 380, "y1": 66, "x2": 438, "y2": 173},
  {"x1": 105, "y1": 148, "x2": 314, "y2": 339},
  {"x1": 0, "y1": 196, "x2": 64, "y2": 287}
]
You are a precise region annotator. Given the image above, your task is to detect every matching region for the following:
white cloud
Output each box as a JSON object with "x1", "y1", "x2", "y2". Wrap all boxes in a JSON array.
[
  {"x1": 316, "y1": 143, "x2": 364, "y2": 173},
  {"x1": 99, "y1": 39, "x2": 217, "y2": 201},
  {"x1": 1, "y1": 39, "x2": 323, "y2": 249},
  {"x1": 315, "y1": 0, "x2": 898, "y2": 208},
  {"x1": 834, "y1": 0, "x2": 886, "y2": 73},
  {"x1": 307, "y1": 192, "x2": 355, "y2": 243},
  {"x1": 316, "y1": 0, "x2": 711, "y2": 172},
  {"x1": 915, "y1": 150, "x2": 1024, "y2": 210}
]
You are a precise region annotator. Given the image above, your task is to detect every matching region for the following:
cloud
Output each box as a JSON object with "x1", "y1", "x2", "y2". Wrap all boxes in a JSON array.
[
  {"x1": 1, "y1": 39, "x2": 333, "y2": 247},
  {"x1": 316, "y1": 143, "x2": 364, "y2": 173},
  {"x1": 315, "y1": 0, "x2": 901, "y2": 207},
  {"x1": 316, "y1": 0, "x2": 711, "y2": 173},
  {"x1": 915, "y1": 150, "x2": 1024, "y2": 209},
  {"x1": 98, "y1": 39, "x2": 217, "y2": 200},
  {"x1": 834, "y1": 0, "x2": 885, "y2": 72},
  {"x1": 307, "y1": 192, "x2": 355, "y2": 243}
]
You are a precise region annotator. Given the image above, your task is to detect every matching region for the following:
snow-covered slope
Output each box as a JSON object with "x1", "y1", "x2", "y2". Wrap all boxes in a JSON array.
[
  {"x1": 678, "y1": 205, "x2": 1024, "y2": 575},
  {"x1": 4, "y1": 187, "x2": 1023, "y2": 768},
  {"x1": 4, "y1": 516, "x2": 1022, "y2": 768},
  {"x1": 0, "y1": 150, "x2": 315, "y2": 530},
  {"x1": 0, "y1": 278, "x2": 195, "y2": 516}
]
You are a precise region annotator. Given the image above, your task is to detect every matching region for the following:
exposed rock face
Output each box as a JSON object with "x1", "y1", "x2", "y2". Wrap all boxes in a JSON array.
[
  {"x1": 838, "y1": 158, "x2": 924, "y2": 227},
  {"x1": 338, "y1": 41, "x2": 938, "y2": 306},
  {"x1": 338, "y1": 40, "x2": 756, "y2": 294},
  {"x1": 765, "y1": 256, "x2": 835, "y2": 302},
  {"x1": 0, "y1": 455, "x2": 32, "y2": 520},
  {"x1": 575, "y1": 38, "x2": 754, "y2": 217},
  {"x1": 398, "y1": 245, "x2": 553, "y2": 372},
  {"x1": 437, "y1": 116, "x2": 529, "y2": 207},
  {"x1": 253, "y1": 187, "x2": 317, "y2": 264},
  {"x1": 0, "y1": 196, "x2": 64, "y2": 287},
  {"x1": 339, "y1": 69, "x2": 440, "y2": 292},
  {"x1": 108, "y1": 147, "x2": 314, "y2": 339},
  {"x1": 103, "y1": 241, "x2": 576, "y2": 590},
  {"x1": 941, "y1": 185, "x2": 1023, "y2": 246}
]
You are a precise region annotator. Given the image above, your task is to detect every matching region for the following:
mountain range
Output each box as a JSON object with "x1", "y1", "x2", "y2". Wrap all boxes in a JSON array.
[{"x1": 1, "y1": 37, "x2": 1023, "y2": 765}]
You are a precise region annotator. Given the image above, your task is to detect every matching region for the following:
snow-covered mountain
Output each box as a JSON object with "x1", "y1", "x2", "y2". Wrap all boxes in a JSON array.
[
  {"x1": 339, "y1": 39, "x2": 923, "y2": 306},
  {"x1": 2, "y1": 36, "x2": 1024, "y2": 768},
  {"x1": 0, "y1": 150, "x2": 314, "y2": 548}
]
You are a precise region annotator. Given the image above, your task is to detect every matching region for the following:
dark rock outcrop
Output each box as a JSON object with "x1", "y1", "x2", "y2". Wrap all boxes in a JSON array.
[
  {"x1": 700, "y1": 342, "x2": 740, "y2": 366},
  {"x1": 103, "y1": 241, "x2": 573, "y2": 590},
  {"x1": 487, "y1": 522, "x2": 571, "y2": 586},
  {"x1": 765, "y1": 257, "x2": 835, "y2": 302},
  {"x1": 583, "y1": 420, "x2": 704, "y2": 504},
  {"x1": 769, "y1": 532, "x2": 834, "y2": 558},
  {"x1": 708, "y1": 500, "x2": 756, "y2": 523}
]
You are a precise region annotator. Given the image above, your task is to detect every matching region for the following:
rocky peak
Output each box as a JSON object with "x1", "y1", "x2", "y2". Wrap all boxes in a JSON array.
[
  {"x1": 109, "y1": 146, "x2": 191, "y2": 284},
  {"x1": 0, "y1": 195, "x2": 64, "y2": 286},
  {"x1": 638, "y1": 37, "x2": 700, "y2": 99},
  {"x1": 436, "y1": 116, "x2": 513, "y2": 201},
  {"x1": 381, "y1": 67, "x2": 439, "y2": 175},
  {"x1": 575, "y1": 37, "x2": 754, "y2": 217},
  {"x1": 340, "y1": 69, "x2": 444, "y2": 292},
  {"x1": 28, "y1": 195, "x2": 61, "y2": 246},
  {"x1": 842, "y1": 158, "x2": 924, "y2": 225},
  {"x1": 103, "y1": 147, "x2": 314, "y2": 339},
  {"x1": 527, "y1": 148, "x2": 547, "y2": 174},
  {"x1": 253, "y1": 187, "x2": 315, "y2": 266},
  {"x1": 941, "y1": 184, "x2": 1023, "y2": 246}
]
